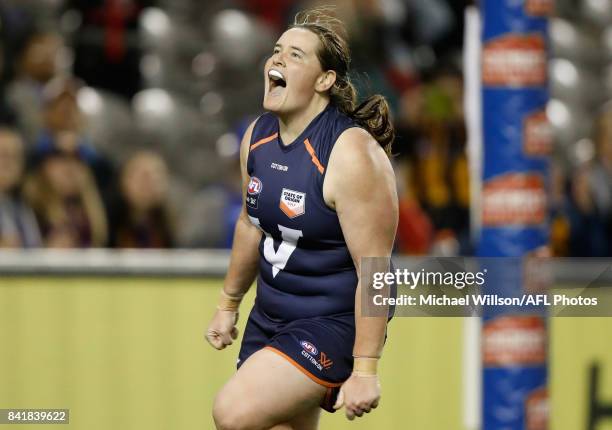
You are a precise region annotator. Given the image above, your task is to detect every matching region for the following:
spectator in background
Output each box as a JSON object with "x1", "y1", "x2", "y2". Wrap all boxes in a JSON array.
[
  {"x1": 549, "y1": 163, "x2": 571, "y2": 257},
  {"x1": 566, "y1": 164, "x2": 608, "y2": 257},
  {"x1": 32, "y1": 77, "x2": 115, "y2": 203},
  {"x1": 23, "y1": 148, "x2": 107, "y2": 248},
  {"x1": 0, "y1": 127, "x2": 41, "y2": 247},
  {"x1": 108, "y1": 150, "x2": 174, "y2": 248},
  {"x1": 393, "y1": 155, "x2": 433, "y2": 254},
  {"x1": 6, "y1": 30, "x2": 64, "y2": 144},
  {"x1": 399, "y1": 64, "x2": 471, "y2": 255},
  {"x1": 590, "y1": 105, "x2": 612, "y2": 255}
]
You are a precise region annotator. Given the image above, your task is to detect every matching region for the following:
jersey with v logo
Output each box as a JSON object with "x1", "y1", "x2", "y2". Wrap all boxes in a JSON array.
[{"x1": 244, "y1": 105, "x2": 359, "y2": 320}]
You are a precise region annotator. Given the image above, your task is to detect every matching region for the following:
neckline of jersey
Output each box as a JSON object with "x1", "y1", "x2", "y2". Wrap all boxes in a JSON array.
[{"x1": 275, "y1": 103, "x2": 333, "y2": 152}]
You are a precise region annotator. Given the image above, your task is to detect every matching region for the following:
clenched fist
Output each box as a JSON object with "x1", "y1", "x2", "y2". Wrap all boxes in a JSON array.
[
  {"x1": 205, "y1": 309, "x2": 239, "y2": 350},
  {"x1": 333, "y1": 373, "x2": 381, "y2": 420}
]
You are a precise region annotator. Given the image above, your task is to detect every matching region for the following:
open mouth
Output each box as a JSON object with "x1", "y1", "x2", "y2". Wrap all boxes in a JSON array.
[{"x1": 268, "y1": 69, "x2": 287, "y2": 91}]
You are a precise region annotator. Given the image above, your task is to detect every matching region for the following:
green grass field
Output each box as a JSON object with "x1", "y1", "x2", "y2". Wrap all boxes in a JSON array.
[{"x1": 0, "y1": 277, "x2": 610, "y2": 430}]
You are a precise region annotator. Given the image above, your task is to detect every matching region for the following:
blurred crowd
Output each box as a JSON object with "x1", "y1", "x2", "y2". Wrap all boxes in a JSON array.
[
  {"x1": 0, "y1": 26, "x2": 173, "y2": 248},
  {"x1": 0, "y1": 0, "x2": 610, "y2": 256},
  {"x1": 549, "y1": 106, "x2": 612, "y2": 257}
]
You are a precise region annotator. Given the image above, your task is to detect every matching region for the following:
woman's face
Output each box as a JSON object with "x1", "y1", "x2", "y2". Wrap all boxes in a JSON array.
[
  {"x1": 43, "y1": 156, "x2": 82, "y2": 197},
  {"x1": 121, "y1": 153, "x2": 169, "y2": 212},
  {"x1": 45, "y1": 92, "x2": 83, "y2": 134},
  {"x1": 21, "y1": 33, "x2": 62, "y2": 83},
  {"x1": 263, "y1": 28, "x2": 325, "y2": 115}
]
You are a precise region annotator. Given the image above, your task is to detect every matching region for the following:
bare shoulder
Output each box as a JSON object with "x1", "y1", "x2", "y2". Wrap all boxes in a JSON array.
[
  {"x1": 324, "y1": 127, "x2": 396, "y2": 208},
  {"x1": 327, "y1": 127, "x2": 394, "y2": 184}
]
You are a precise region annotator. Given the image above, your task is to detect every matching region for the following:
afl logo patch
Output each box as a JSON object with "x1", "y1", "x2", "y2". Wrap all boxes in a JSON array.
[
  {"x1": 280, "y1": 188, "x2": 306, "y2": 219},
  {"x1": 248, "y1": 177, "x2": 262, "y2": 195},
  {"x1": 300, "y1": 341, "x2": 318, "y2": 356},
  {"x1": 246, "y1": 177, "x2": 262, "y2": 209}
]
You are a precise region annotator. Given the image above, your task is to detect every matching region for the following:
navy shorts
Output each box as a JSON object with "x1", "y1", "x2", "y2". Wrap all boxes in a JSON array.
[{"x1": 237, "y1": 304, "x2": 355, "y2": 412}]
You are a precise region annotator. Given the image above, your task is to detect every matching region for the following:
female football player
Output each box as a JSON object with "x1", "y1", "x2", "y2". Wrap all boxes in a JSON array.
[{"x1": 206, "y1": 9, "x2": 398, "y2": 430}]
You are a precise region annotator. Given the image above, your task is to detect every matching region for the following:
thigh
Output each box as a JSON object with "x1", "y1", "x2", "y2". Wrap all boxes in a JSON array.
[
  {"x1": 268, "y1": 407, "x2": 321, "y2": 430},
  {"x1": 267, "y1": 313, "x2": 355, "y2": 411},
  {"x1": 214, "y1": 348, "x2": 327, "y2": 430}
]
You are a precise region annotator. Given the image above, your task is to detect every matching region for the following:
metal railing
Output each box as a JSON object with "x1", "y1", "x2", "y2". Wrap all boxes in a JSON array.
[{"x1": 0, "y1": 250, "x2": 610, "y2": 284}]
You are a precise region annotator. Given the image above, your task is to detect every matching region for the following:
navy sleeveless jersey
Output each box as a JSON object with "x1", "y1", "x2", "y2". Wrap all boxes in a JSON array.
[{"x1": 246, "y1": 104, "x2": 359, "y2": 321}]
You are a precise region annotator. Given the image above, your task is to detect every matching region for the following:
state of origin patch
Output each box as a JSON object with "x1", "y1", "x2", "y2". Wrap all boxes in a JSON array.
[{"x1": 280, "y1": 188, "x2": 306, "y2": 218}]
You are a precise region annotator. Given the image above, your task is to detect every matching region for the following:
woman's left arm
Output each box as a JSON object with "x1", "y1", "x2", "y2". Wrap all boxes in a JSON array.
[{"x1": 324, "y1": 127, "x2": 398, "y2": 420}]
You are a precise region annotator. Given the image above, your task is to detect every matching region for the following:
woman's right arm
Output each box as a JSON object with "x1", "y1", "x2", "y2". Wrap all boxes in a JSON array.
[{"x1": 206, "y1": 120, "x2": 262, "y2": 350}]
